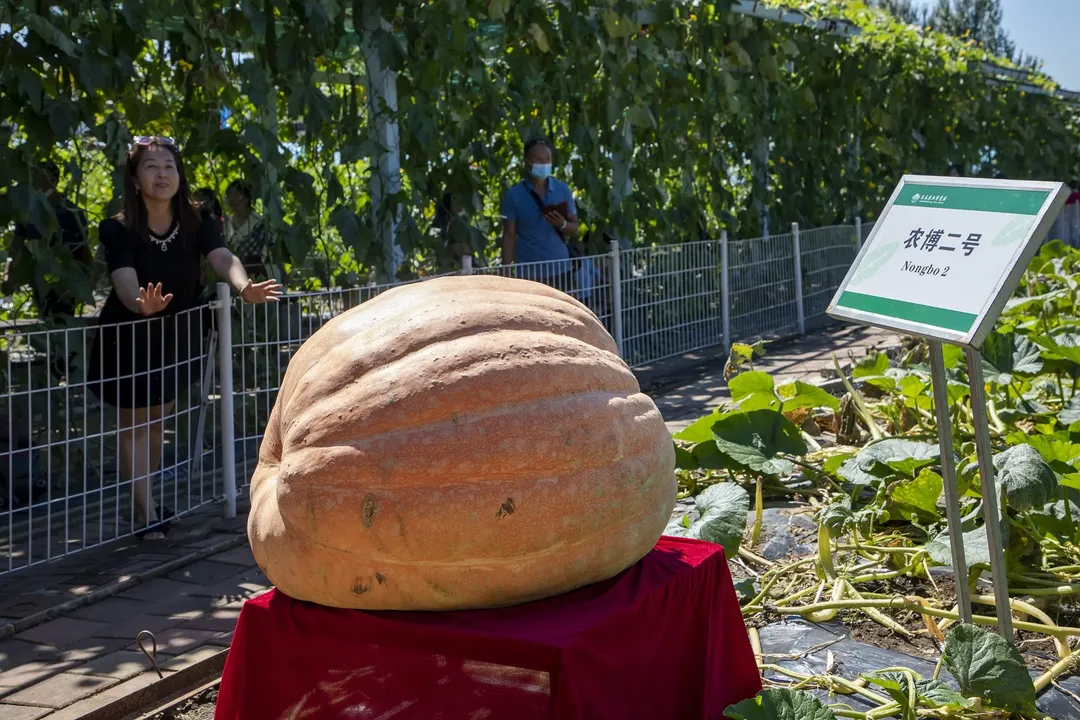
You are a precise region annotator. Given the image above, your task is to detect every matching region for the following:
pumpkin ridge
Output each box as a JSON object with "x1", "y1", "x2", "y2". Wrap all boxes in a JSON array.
[
  {"x1": 278, "y1": 306, "x2": 617, "y2": 423},
  {"x1": 280, "y1": 390, "x2": 659, "y2": 460},
  {"x1": 282, "y1": 345, "x2": 639, "y2": 449},
  {"x1": 275, "y1": 401, "x2": 668, "y2": 492},
  {"x1": 267, "y1": 492, "x2": 665, "y2": 569}
]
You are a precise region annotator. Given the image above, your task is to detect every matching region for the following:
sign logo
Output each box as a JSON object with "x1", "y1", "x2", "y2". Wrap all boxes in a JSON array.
[{"x1": 910, "y1": 191, "x2": 947, "y2": 206}]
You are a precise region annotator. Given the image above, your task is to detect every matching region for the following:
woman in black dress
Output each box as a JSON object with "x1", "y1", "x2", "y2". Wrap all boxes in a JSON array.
[{"x1": 89, "y1": 137, "x2": 281, "y2": 540}]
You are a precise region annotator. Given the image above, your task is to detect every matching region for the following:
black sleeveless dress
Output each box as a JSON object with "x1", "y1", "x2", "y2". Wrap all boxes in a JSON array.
[{"x1": 88, "y1": 212, "x2": 224, "y2": 409}]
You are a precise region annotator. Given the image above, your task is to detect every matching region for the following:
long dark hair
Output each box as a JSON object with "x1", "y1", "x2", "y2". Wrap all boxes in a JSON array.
[{"x1": 119, "y1": 142, "x2": 201, "y2": 247}]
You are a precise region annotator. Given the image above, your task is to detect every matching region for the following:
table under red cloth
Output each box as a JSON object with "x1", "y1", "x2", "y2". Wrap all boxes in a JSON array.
[{"x1": 215, "y1": 536, "x2": 761, "y2": 720}]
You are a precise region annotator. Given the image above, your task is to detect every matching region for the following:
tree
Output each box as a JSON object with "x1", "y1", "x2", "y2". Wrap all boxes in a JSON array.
[
  {"x1": 930, "y1": 0, "x2": 1041, "y2": 69},
  {"x1": 872, "y1": 0, "x2": 931, "y2": 27}
]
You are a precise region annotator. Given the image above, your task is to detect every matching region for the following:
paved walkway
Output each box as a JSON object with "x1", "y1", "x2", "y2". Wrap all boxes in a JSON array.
[
  {"x1": 0, "y1": 323, "x2": 900, "y2": 719},
  {"x1": 654, "y1": 324, "x2": 899, "y2": 433}
]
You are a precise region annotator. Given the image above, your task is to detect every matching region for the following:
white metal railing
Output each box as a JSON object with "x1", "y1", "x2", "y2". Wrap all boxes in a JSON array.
[{"x1": 0, "y1": 304, "x2": 222, "y2": 575}]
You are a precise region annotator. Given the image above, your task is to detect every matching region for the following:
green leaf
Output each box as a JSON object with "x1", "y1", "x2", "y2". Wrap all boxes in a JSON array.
[
  {"x1": 663, "y1": 483, "x2": 749, "y2": 557},
  {"x1": 993, "y1": 444, "x2": 1058, "y2": 510},
  {"x1": 602, "y1": 11, "x2": 637, "y2": 39},
  {"x1": 758, "y1": 54, "x2": 780, "y2": 82},
  {"x1": 819, "y1": 501, "x2": 855, "y2": 538},
  {"x1": 726, "y1": 41, "x2": 752, "y2": 68},
  {"x1": 627, "y1": 105, "x2": 656, "y2": 129},
  {"x1": 942, "y1": 344, "x2": 966, "y2": 369},
  {"x1": 711, "y1": 409, "x2": 807, "y2": 475},
  {"x1": 927, "y1": 516, "x2": 1010, "y2": 567},
  {"x1": 943, "y1": 624, "x2": 1036, "y2": 712},
  {"x1": 852, "y1": 352, "x2": 889, "y2": 378},
  {"x1": 730, "y1": 371, "x2": 778, "y2": 411},
  {"x1": 674, "y1": 443, "x2": 696, "y2": 470},
  {"x1": 862, "y1": 671, "x2": 973, "y2": 712},
  {"x1": 1059, "y1": 394, "x2": 1080, "y2": 426},
  {"x1": 980, "y1": 331, "x2": 1043, "y2": 385},
  {"x1": 1010, "y1": 434, "x2": 1080, "y2": 472},
  {"x1": 839, "y1": 439, "x2": 939, "y2": 485},
  {"x1": 330, "y1": 205, "x2": 371, "y2": 261},
  {"x1": 672, "y1": 409, "x2": 725, "y2": 444},
  {"x1": 823, "y1": 453, "x2": 854, "y2": 475},
  {"x1": 887, "y1": 469, "x2": 943, "y2": 521},
  {"x1": 778, "y1": 380, "x2": 841, "y2": 412},
  {"x1": 1033, "y1": 332, "x2": 1080, "y2": 367},
  {"x1": 724, "y1": 688, "x2": 837, "y2": 720},
  {"x1": 691, "y1": 482, "x2": 750, "y2": 555},
  {"x1": 26, "y1": 13, "x2": 77, "y2": 56},
  {"x1": 690, "y1": 440, "x2": 736, "y2": 470},
  {"x1": 733, "y1": 578, "x2": 757, "y2": 601},
  {"x1": 730, "y1": 371, "x2": 775, "y2": 400},
  {"x1": 284, "y1": 167, "x2": 318, "y2": 210}
]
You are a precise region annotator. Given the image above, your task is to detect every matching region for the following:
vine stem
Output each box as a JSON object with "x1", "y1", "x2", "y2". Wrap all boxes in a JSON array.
[
  {"x1": 1034, "y1": 653, "x2": 1080, "y2": 693},
  {"x1": 758, "y1": 664, "x2": 893, "y2": 707},
  {"x1": 832, "y1": 353, "x2": 885, "y2": 440},
  {"x1": 761, "y1": 597, "x2": 1080, "y2": 638}
]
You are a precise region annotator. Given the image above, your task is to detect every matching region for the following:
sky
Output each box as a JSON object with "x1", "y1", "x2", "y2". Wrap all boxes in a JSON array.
[{"x1": 915, "y1": 0, "x2": 1080, "y2": 90}]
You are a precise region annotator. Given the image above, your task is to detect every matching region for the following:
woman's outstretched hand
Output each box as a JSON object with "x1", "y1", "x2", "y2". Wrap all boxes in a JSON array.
[
  {"x1": 135, "y1": 283, "x2": 173, "y2": 316},
  {"x1": 240, "y1": 279, "x2": 284, "y2": 304}
]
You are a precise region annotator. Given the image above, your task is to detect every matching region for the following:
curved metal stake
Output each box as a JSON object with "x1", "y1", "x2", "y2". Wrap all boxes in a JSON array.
[
  {"x1": 928, "y1": 341, "x2": 972, "y2": 624},
  {"x1": 965, "y1": 347, "x2": 1014, "y2": 640}
]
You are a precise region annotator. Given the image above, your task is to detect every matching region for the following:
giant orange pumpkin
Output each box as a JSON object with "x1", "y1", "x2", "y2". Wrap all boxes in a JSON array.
[{"x1": 248, "y1": 275, "x2": 676, "y2": 610}]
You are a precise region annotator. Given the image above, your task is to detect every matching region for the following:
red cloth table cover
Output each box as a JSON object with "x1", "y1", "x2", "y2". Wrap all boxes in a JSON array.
[{"x1": 215, "y1": 536, "x2": 761, "y2": 720}]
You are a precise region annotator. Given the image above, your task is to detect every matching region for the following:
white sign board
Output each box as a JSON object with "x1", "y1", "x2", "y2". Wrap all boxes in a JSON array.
[{"x1": 827, "y1": 175, "x2": 1069, "y2": 348}]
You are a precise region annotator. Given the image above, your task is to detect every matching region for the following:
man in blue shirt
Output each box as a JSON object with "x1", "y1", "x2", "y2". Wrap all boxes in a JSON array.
[{"x1": 500, "y1": 138, "x2": 580, "y2": 285}]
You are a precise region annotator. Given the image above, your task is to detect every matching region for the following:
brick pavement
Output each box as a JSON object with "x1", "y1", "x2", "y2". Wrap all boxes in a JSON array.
[
  {"x1": 653, "y1": 324, "x2": 900, "y2": 434},
  {"x1": 0, "y1": 322, "x2": 900, "y2": 718}
]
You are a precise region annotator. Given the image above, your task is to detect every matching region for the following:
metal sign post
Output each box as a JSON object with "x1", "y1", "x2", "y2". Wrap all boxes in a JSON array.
[
  {"x1": 965, "y1": 348, "x2": 1014, "y2": 638},
  {"x1": 927, "y1": 340, "x2": 972, "y2": 624},
  {"x1": 827, "y1": 175, "x2": 1068, "y2": 639}
]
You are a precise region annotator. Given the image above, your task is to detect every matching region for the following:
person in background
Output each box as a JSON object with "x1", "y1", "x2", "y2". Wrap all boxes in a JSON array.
[
  {"x1": 3, "y1": 161, "x2": 94, "y2": 322},
  {"x1": 193, "y1": 188, "x2": 224, "y2": 233},
  {"x1": 500, "y1": 138, "x2": 581, "y2": 289},
  {"x1": 225, "y1": 180, "x2": 270, "y2": 279},
  {"x1": 88, "y1": 137, "x2": 281, "y2": 540},
  {"x1": 1067, "y1": 180, "x2": 1080, "y2": 206}
]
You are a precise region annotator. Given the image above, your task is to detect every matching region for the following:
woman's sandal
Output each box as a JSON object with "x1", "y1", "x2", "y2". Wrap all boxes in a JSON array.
[{"x1": 136, "y1": 505, "x2": 176, "y2": 541}]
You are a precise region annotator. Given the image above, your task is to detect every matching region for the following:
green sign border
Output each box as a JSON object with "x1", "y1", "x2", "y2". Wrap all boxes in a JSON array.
[
  {"x1": 896, "y1": 184, "x2": 1049, "y2": 215},
  {"x1": 836, "y1": 291, "x2": 977, "y2": 332}
]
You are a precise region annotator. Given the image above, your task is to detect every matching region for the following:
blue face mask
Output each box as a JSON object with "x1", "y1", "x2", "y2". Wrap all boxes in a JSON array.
[{"x1": 530, "y1": 163, "x2": 552, "y2": 180}]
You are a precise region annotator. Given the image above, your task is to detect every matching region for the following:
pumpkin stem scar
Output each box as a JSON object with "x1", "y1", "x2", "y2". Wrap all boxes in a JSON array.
[
  {"x1": 362, "y1": 493, "x2": 377, "y2": 528},
  {"x1": 375, "y1": 572, "x2": 386, "y2": 584},
  {"x1": 496, "y1": 497, "x2": 516, "y2": 519}
]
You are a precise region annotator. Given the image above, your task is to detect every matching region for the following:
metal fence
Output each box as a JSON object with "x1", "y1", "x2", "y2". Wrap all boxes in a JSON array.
[
  {"x1": 0, "y1": 305, "x2": 221, "y2": 575},
  {"x1": 2, "y1": 221, "x2": 866, "y2": 573}
]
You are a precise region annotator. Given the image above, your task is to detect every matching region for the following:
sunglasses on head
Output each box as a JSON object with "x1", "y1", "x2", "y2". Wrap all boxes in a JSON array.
[{"x1": 132, "y1": 136, "x2": 175, "y2": 148}]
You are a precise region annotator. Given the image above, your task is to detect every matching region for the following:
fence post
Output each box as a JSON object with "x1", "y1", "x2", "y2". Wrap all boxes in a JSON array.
[
  {"x1": 609, "y1": 239, "x2": 624, "y2": 358},
  {"x1": 460, "y1": 254, "x2": 473, "y2": 275},
  {"x1": 216, "y1": 282, "x2": 237, "y2": 520},
  {"x1": 855, "y1": 216, "x2": 863, "y2": 250},
  {"x1": 720, "y1": 230, "x2": 731, "y2": 352},
  {"x1": 792, "y1": 222, "x2": 806, "y2": 335}
]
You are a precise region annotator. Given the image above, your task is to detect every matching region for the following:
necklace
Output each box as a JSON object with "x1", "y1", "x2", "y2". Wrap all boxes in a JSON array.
[{"x1": 149, "y1": 223, "x2": 179, "y2": 252}]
